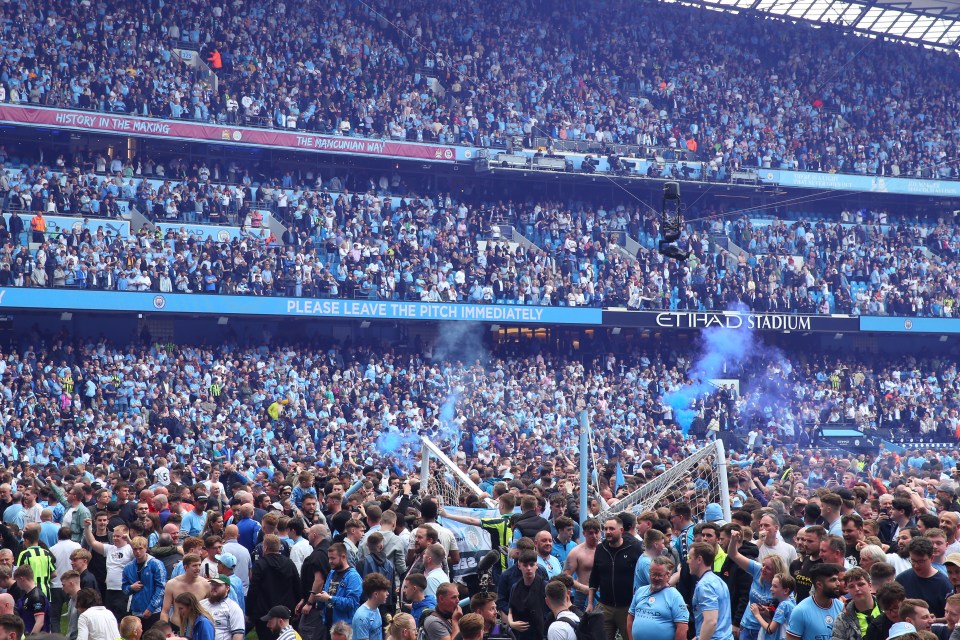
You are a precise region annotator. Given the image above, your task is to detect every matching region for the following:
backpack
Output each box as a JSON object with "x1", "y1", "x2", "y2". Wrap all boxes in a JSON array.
[
  {"x1": 415, "y1": 609, "x2": 438, "y2": 640},
  {"x1": 554, "y1": 610, "x2": 605, "y2": 640}
]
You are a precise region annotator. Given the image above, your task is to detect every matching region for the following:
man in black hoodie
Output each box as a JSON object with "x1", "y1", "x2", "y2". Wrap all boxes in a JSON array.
[
  {"x1": 248, "y1": 534, "x2": 302, "y2": 640},
  {"x1": 719, "y1": 523, "x2": 759, "y2": 637},
  {"x1": 587, "y1": 515, "x2": 642, "y2": 640}
]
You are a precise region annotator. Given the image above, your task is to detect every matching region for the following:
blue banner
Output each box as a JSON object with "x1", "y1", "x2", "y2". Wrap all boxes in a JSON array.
[
  {"x1": 153, "y1": 221, "x2": 273, "y2": 243},
  {"x1": 761, "y1": 170, "x2": 960, "y2": 197},
  {"x1": 0, "y1": 288, "x2": 600, "y2": 325},
  {"x1": 7, "y1": 287, "x2": 960, "y2": 333},
  {"x1": 441, "y1": 506, "x2": 499, "y2": 578},
  {"x1": 859, "y1": 316, "x2": 960, "y2": 334},
  {"x1": 881, "y1": 441, "x2": 908, "y2": 454},
  {"x1": 7, "y1": 214, "x2": 130, "y2": 239}
]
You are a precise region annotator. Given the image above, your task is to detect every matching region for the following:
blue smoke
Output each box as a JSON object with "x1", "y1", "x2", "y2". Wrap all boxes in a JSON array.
[
  {"x1": 663, "y1": 305, "x2": 756, "y2": 434},
  {"x1": 430, "y1": 323, "x2": 486, "y2": 453},
  {"x1": 375, "y1": 416, "x2": 421, "y2": 471},
  {"x1": 663, "y1": 305, "x2": 797, "y2": 437},
  {"x1": 376, "y1": 430, "x2": 404, "y2": 454},
  {"x1": 439, "y1": 388, "x2": 462, "y2": 450}
]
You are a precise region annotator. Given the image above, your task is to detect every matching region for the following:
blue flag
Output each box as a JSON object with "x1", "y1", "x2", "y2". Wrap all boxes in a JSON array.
[
  {"x1": 882, "y1": 440, "x2": 907, "y2": 454},
  {"x1": 615, "y1": 462, "x2": 626, "y2": 492}
]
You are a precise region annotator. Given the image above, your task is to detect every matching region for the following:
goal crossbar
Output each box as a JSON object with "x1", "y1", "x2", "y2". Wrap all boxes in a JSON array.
[
  {"x1": 601, "y1": 440, "x2": 731, "y2": 521},
  {"x1": 420, "y1": 436, "x2": 497, "y2": 508}
]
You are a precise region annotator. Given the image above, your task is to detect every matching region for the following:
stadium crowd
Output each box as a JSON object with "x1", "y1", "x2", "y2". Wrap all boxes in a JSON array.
[
  {"x1": 2, "y1": 0, "x2": 960, "y2": 180},
  {"x1": 0, "y1": 330, "x2": 954, "y2": 640},
  {"x1": 0, "y1": 155, "x2": 958, "y2": 315},
  {"x1": 0, "y1": 3, "x2": 959, "y2": 640}
]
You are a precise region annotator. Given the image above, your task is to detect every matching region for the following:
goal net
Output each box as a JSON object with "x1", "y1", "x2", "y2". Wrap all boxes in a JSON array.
[
  {"x1": 420, "y1": 436, "x2": 496, "y2": 508},
  {"x1": 601, "y1": 439, "x2": 731, "y2": 522}
]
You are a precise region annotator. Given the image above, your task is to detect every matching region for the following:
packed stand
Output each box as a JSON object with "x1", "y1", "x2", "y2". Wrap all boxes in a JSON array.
[
  {"x1": 3, "y1": 0, "x2": 960, "y2": 180},
  {"x1": 4, "y1": 153, "x2": 960, "y2": 315},
  {"x1": 0, "y1": 332, "x2": 956, "y2": 640},
  {"x1": 704, "y1": 212, "x2": 960, "y2": 317},
  {"x1": 0, "y1": 332, "x2": 955, "y2": 480}
]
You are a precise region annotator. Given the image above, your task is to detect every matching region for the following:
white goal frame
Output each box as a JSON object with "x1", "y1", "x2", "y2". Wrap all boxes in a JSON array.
[
  {"x1": 601, "y1": 439, "x2": 731, "y2": 522},
  {"x1": 420, "y1": 436, "x2": 497, "y2": 508}
]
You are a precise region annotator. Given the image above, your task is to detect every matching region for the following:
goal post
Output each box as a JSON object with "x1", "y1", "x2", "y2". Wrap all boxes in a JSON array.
[
  {"x1": 420, "y1": 436, "x2": 496, "y2": 509},
  {"x1": 601, "y1": 439, "x2": 731, "y2": 522}
]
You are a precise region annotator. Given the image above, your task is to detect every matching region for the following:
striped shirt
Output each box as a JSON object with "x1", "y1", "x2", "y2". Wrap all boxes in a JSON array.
[
  {"x1": 277, "y1": 624, "x2": 299, "y2": 640},
  {"x1": 17, "y1": 546, "x2": 55, "y2": 597}
]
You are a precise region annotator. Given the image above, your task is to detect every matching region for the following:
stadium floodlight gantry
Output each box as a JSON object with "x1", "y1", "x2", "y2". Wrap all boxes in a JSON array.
[{"x1": 664, "y1": 0, "x2": 960, "y2": 50}]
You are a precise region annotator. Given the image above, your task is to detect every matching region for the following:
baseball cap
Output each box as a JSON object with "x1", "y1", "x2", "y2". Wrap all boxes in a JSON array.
[
  {"x1": 888, "y1": 622, "x2": 917, "y2": 639},
  {"x1": 209, "y1": 575, "x2": 231, "y2": 587},
  {"x1": 260, "y1": 605, "x2": 291, "y2": 622},
  {"x1": 704, "y1": 503, "x2": 725, "y2": 523},
  {"x1": 215, "y1": 552, "x2": 237, "y2": 569},
  {"x1": 939, "y1": 482, "x2": 956, "y2": 495},
  {"x1": 944, "y1": 553, "x2": 960, "y2": 568},
  {"x1": 107, "y1": 501, "x2": 120, "y2": 512}
]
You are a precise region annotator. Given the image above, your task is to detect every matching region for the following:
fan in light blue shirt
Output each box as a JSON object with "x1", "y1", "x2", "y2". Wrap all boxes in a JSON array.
[
  {"x1": 634, "y1": 554, "x2": 654, "y2": 590},
  {"x1": 786, "y1": 594, "x2": 842, "y2": 640},
  {"x1": 628, "y1": 583, "x2": 689, "y2": 640},
  {"x1": 692, "y1": 569, "x2": 733, "y2": 640},
  {"x1": 537, "y1": 553, "x2": 562, "y2": 579},
  {"x1": 352, "y1": 602, "x2": 383, "y2": 640}
]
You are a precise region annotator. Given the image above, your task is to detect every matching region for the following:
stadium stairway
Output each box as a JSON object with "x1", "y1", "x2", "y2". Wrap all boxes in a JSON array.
[
  {"x1": 710, "y1": 232, "x2": 751, "y2": 262},
  {"x1": 128, "y1": 205, "x2": 151, "y2": 235},
  {"x1": 622, "y1": 232, "x2": 647, "y2": 258}
]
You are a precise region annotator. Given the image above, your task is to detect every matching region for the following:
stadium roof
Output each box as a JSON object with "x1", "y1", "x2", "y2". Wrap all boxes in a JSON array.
[{"x1": 664, "y1": 0, "x2": 960, "y2": 51}]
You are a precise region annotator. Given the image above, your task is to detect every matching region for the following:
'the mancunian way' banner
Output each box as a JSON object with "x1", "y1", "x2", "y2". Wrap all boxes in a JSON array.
[{"x1": 0, "y1": 104, "x2": 458, "y2": 163}]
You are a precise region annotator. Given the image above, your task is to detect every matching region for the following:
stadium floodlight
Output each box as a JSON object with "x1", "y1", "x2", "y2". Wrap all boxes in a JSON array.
[{"x1": 658, "y1": 182, "x2": 690, "y2": 261}]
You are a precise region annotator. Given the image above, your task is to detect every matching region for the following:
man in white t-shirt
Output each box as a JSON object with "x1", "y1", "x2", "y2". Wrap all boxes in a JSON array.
[
  {"x1": 420, "y1": 499, "x2": 460, "y2": 568},
  {"x1": 50, "y1": 527, "x2": 81, "y2": 634},
  {"x1": 288, "y1": 521, "x2": 312, "y2": 574},
  {"x1": 203, "y1": 470, "x2": 226, "y2": 498},
  {"x1": 202, "y1": 576, "x2": 245, "y2": 640},
  {"x1": 152, "y1": 458, "x2": 171, "y2": 487},
  {"x1": 20, "y1": 488, "x2": 43, "y2": 527},
  {"x1": 83, "y1": 519, "x2": 133, "y2": 620},
  {"x1": 545, "y1": 577, "x2": 579, "y2": 640},
  {"x1": 757, "y1": 513, "x2": 798, "y2": 565}
]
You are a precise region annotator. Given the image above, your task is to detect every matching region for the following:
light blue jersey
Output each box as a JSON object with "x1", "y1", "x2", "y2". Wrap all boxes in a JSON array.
[
  {"x1": 352, "y1": 603, "x2": 383, "y2": 640},
  {"x1": 786, "y1": 596, "x2": 843, "y2": 640},
  {"x1": 634, "y1": 555, "x2": 653, "y2": 590},
  {"x1": 692, "y1": 571, "x2": 733, "y2": 640},
  {"x1": 769, "y1": 598, "x2": 797, "y2": 640},
  {"x1": 629, "y1": 585, "x2": 689, "y2": 640},
  {"x1": 741, "y1": 559, "x2": 776, "y2": 630}
]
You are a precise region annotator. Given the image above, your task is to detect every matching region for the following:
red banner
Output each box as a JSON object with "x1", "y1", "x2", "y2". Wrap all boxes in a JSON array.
[{"x1": 0, "y1": 104, "x2": 457, "y2": 163}]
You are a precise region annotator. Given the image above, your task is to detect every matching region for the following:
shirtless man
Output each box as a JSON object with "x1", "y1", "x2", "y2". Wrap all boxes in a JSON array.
[
  {"x1": 159, "y1": 554, "x2": 210, "y2": 629},
  {"x1": 564, "y1": 518, "x2": 601, "y2": 609}
]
